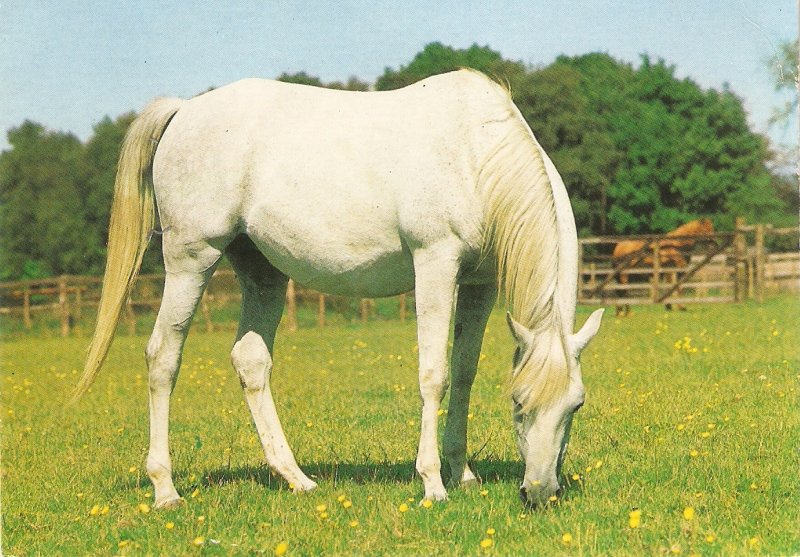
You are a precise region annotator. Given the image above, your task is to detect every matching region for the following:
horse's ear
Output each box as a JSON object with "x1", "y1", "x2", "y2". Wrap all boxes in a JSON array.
[
  {"x1": 506, "y1": 312, "x2": 533, "y2": 349},
  {"x1": 570, "y1": 308, "x2": 605, "y2": 354}
]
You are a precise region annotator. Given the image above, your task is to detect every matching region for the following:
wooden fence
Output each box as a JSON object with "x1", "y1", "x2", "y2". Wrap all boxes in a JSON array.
[
  {"x1": 1, "y1": 223, "x2": 797, "y2": 336},
  {"x1": 578, "y1": 223, "x2": 798, "y2": 307},
  {"x1": 0, "y1": 271, "x2": 412, "y2": 336}
]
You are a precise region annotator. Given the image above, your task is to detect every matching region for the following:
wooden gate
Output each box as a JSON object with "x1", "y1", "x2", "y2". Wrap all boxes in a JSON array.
[{"x1": 577, "y1": 221, "x2": 797, "y2": 309}]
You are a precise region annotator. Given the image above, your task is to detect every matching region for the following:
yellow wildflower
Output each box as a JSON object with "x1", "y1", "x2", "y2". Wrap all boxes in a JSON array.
[
  {"x1": 165, "y1": 522, "x2": 175, "y2": 530},
  {"x1": 486, "y1": 528, "x2": 496, "y2": 536},
  {"x1": 193, "y1": 536, "x2": 205, "y2": 546},
  {"x1": 682, "y1": 507, "x2": 694, "y2": 520},
  {"x1": 398, "y1": 503, "x2": 409, "y2": 513},
  {"x1": 562, "y1": 533, "x2": 573, "y2": 545},
  {"x1": 137, "y1": 503, "x2": 150, "y2": 514},
  {"x1": 274, "y1": 541, "x2": 289, "y2": 556},
  {"x1": 479, "y1": 538, "x2": 493, "y2": 549},
  {"x1": 421, "y1": 499, "x2": 433, "y2": 509},
  {"x1": 629, "y1": 509, "x2": 642, "y2": 528}
]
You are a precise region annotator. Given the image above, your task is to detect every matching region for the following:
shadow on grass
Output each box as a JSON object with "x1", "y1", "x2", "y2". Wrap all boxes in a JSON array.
[{"x1": 117, "y1": 457, "x2": 584, "y2": 503}]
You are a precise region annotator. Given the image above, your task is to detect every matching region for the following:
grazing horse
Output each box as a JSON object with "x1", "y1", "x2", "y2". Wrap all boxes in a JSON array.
[
  {"x1": 73, "y1": 70, "x2": 604, "y2": 508},
  {"x1": 612, "y1": 218, "x2": 714, "y2": 316}
]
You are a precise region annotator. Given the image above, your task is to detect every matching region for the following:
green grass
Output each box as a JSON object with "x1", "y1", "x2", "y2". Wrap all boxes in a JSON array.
[{"x1": 2, "y1": 297, "x2": 798, "y2": 555}]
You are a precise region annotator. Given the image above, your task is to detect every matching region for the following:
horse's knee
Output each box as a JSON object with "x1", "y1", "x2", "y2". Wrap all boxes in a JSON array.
[
  {"x1": 419, "y1": 366, "x2": 448, "y2": 402},
  {"x1": 231, "y1": 331, "x2": 272, "y2": 391}
]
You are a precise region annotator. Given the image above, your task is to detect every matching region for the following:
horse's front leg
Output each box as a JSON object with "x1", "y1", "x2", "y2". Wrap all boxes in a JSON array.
[
  {"x1": 443, "y1": 283, "x2": 496, "y2": 486},
  {"x1": 411, "y1": 242, "x2": 461, "y2": 501}
]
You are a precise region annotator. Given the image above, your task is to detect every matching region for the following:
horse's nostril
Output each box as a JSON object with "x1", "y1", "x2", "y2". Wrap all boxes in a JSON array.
[
  {"x1": 555, "y1": 486, "x2": 563, "y2": 497},
  {"x1": 519, "y1": 486, "x2": 527, "y2": 503}
]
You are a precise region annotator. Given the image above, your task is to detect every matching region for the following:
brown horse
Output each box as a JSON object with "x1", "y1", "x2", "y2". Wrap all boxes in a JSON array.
[{"x1": 612, "y1": 218, "x2": 714, "y2": 316}]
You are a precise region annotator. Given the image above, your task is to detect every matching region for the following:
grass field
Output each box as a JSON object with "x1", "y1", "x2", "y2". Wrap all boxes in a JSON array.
[{"x1": 2, "y1": 297, "x2": 798, "y2": 556}]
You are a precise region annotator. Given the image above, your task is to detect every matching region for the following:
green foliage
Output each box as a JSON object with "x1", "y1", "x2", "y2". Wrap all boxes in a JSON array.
[
  {"x1": 557, "y1": 54, "x2": 785, "y2": 233},
  {"x1": 768, "y1": 39, "x2": 798, "y2": 125},
  {"x1": 376, "y1": 42, "x2": 523, "y2": 91},
  {"x1": 0, "y1": 122, "x2": 88, "y2": 279},
  {"x1": 2, "y1": 299, "x2": 798, "y2": 554},
  {"x1": 278, "y1": 72, "x2": 369, "y2": 91}
]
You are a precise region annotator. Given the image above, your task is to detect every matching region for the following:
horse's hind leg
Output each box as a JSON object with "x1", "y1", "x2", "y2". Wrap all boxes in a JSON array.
[
  {"x1": 443, "y1": 283, "x2": 496, "y2": 487},
  {"x1": 226, "y1": 236, "x2": 317, "y2": 493},
  {"x1": 147, "y1": 244, "x2": 221, "y2": 509}
]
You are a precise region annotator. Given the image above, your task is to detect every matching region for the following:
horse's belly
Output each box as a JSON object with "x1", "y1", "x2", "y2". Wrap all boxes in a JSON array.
[{"x1": 245, "y1": 204, "x2": 415, "y2": 297}]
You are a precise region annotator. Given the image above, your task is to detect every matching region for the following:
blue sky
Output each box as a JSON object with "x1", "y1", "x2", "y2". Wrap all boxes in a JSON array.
[{"x1": 1, "y1": 1, "x2": 796, "y2": 153}]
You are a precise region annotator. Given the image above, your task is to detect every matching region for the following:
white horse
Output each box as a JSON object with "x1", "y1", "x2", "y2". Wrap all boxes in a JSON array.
[{"x1": 74, "y1": 70, "x2": 603, "y2": 508}]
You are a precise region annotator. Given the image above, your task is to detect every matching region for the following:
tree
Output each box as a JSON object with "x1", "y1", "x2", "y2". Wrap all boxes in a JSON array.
[
  {"x1": 0, "y1": 122, "x2": 89, "y2": 279},
  {"x1": 375, "y1": 42, "x2": 523, "y2": 91},
  {"x1": 559, "y1": 53, "x2": 785, "y2": 233},
  {"x1": 768, "y1": 39, "x2": 798, "y2": 126},
  {"x1": 278, "y1": 72, "x2": 369, "y2": 91}
]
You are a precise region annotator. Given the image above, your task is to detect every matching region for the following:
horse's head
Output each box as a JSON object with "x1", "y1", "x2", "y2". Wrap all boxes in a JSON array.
[
  {"x1": 697, "y1": 218, "x2": 714, "y2": 234},
  {"x1": 506, "y1": 309, "x2": 604, "y2": 507}
]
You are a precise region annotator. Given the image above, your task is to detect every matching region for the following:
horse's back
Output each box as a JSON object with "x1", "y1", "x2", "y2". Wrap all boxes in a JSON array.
[{"x1": 151, "y1": 71, "x2": 507, "y2": 294}]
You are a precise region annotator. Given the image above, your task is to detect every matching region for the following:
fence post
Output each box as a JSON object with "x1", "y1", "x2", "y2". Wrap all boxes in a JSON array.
[
  {"x1": 577, "y1": 239, "x2": 584, "y2": 301},
  {"x1": 201, "y1": 291, "x2": 214, "y2": 332},
  {"x1": 285, "y1": 279, "x2": 298, "y2": 331},
  {"x1": 126, "y1": 297, "x2": 136, "y2": 335},
  {"x1": 58, "y1": 276, "x2": 70, "y2": 337},
  {"x1": 74, "y1": 286, "x2": 82, "y2": 322},
  {"x1": 317, "y1": 294, "x2": 326, "y2": 328},
  {"x1": 23, "y1": 286, "x2": 32, "y2": 329},
  {"x1": 399, "y1": 293, "x2": 407, "y2": 322},
  {"x1": 651, "y1": 241, "x2": 661, "y2": 303},
  {"x1": 734, "y1": 217, "x2": 747, "y2": 302},
  {"x1": 360, "y1": 299, "x2": 370, "y2": 323},
  {"x1": 754, "y1": 223, "x2": 765, "y2": 303}
]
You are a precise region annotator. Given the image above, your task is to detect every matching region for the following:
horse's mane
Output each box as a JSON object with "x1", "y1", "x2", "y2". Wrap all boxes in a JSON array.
[{"x1": 475, "y1": 74, "x2": 571, "y2": 413}]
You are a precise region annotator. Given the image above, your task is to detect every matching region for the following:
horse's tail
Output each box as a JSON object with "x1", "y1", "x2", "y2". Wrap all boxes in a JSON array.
[{"x1": 71, "y1": 98, "x2": 184, "y2": 403}]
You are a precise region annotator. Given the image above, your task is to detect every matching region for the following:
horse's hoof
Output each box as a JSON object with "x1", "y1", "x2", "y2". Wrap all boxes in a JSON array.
[
  {"x1": 154, "y1": 496, "x2": 184, "y2": 510},
  {"x1": 424, "y1": 487, "x2": 449, "y2": 502},
  {"x1": 291, "y1": 479, "x2": 318, "y2": 494}
]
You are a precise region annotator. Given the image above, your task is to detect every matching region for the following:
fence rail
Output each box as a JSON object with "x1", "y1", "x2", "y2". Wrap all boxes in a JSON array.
[
  {"x1": 2, "y1": 223, "x2": 797, "y2": 336},
  {"x1": 0, "y1": 271, "x2": 413, "y2": 336},
  {"x1": 578, "y1": 223, "x2": 798, "y2": 308}
]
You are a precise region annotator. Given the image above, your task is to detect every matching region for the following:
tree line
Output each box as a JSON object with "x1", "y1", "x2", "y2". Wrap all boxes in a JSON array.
[{"x1": 1, "y1": 43, "x2": 796, "y2": 280}]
